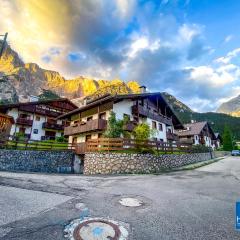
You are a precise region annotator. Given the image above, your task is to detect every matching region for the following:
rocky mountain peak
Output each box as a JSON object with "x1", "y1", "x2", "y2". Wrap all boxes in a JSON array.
[{"x1": 0, "y1": 43, "x2": 140, "y2": 105}]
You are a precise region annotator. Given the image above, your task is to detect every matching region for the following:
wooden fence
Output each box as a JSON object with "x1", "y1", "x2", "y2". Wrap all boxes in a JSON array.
[
  {"x1": 75, "y1": 138, "x2": 193, "y2": 154},
  {"x1": 0, "y1": 136, "x2": 74, "y2": 151}
]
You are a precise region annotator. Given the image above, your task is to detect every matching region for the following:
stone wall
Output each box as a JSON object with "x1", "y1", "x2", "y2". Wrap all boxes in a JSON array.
[
  {"x1": 84, "y1": 152, "x2": 213, "y2": 175},
  {"x1": 0, "y1": 149, "x2": 74, "y2": 173}
]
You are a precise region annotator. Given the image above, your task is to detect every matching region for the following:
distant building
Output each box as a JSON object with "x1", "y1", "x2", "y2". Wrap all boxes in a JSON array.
[
  {"x1": 0, "y1": 99, "x2": 77, "y2": 141},
  {"x1": 0, "y1": 113, "x2": 14, "y2": 139},
  {"x1": 58, "y1": 92, "x2": 184, "y2": 145},
  {"x1": 176, "y1": 121, "x2": 217, "y2": 148},
  {"x1": 214, "y1": 133, "x2": 222, "y2": 149}
]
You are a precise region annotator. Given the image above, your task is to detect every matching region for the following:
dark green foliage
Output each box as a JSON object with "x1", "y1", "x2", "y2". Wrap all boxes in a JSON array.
[
  {"x1": 175, "y1": 111, "x2": 240, "y2": 140},
  {"x1": 104, "y1": 112, "x2": 124, "y2": 138},
  {"x1": 38, "y1": 89, "x2": 60, "y2": 100},
  {"x1": 163, "y1": 92, "x2": 240, "y2": 141},
  {"x1": 191, "y1": 145, "x2": 211, "y2": 153},
  {"x1": 0, "y1": 99, "x2": 15, "y2": 105},
  {"x1": 222, "y1": 125, "x2": 233, "y2": 151},
  {"x1": 56, "y1": 136, "x2": 67, "y2": 143}
]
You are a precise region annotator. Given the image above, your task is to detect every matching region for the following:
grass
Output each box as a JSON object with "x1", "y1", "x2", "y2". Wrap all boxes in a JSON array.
[
  {"x1": 171, "y1": 157, "x2": 224, "y2": 171},
  {"x1": 3, "y1": 141, "x2": 69, "y2": 151},
  {"x1": 98, "y1": 149, "x2": 190, "y2": 155}
]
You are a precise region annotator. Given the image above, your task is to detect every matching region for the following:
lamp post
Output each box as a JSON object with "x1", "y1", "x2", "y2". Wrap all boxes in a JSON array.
[{"x1": 0, "y1": 32, "x2": 8, "y2": 59}]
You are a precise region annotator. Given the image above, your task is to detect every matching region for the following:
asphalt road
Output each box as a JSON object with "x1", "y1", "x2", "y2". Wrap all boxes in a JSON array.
[{"x1": 0, "y1": 156, "x2": 239, "y2": 240}]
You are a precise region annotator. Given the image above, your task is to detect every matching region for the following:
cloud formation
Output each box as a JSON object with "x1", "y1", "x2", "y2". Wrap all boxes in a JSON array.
[{"x1": 0, "y1": 0, "x2": 240, "y2": 111}]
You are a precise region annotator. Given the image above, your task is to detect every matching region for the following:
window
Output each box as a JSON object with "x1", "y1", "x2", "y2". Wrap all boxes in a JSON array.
[
  {"x1": 158, "y1": 123, "x2": 163, "y2": 131},
  {"x1": 35, "y1": 116, "x2": 40, "y2": 121},
  {"x1": 86, "y1": 135, "x2": 92, "y2": 141},
  {"x1": 152, "y1": 121, "x2": 157, "y2": 129},
  {"x1": 98, "y1": 133, "x2": 103, "y2": 139},
  {"x1": 33, "y1": 129, "x2": 38, "y2": 134},
  {"x1": 99, "y1": 112, "x2": 106, "y2": 120},
  {"x1": 87, "y1": 116, "x2": 93, "y2": 121}
]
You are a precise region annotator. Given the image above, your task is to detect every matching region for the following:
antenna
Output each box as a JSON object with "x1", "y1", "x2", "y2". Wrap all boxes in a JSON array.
[{"x1": 0, "y1": 32, "x2": 8, "y2": 59}]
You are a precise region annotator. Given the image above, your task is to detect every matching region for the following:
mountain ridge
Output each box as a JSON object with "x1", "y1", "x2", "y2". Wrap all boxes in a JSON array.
[
  {"x1": 217, "y1": 95, "x2": 240, "y2": 117},
  {"x1": 0, "y1": 42, "x2": 140, "y2": 103}
]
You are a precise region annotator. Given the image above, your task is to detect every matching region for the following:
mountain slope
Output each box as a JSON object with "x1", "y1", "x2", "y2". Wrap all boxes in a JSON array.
[
  {"x1": 0, "y1": 42, "x2": 140, "y2": 102},
  {"x1": 163, "y1": 93, "x2": 240, "y2": 140},
  {"x1": 217, "y1": 95, "x2": 240, "y2": 117}
]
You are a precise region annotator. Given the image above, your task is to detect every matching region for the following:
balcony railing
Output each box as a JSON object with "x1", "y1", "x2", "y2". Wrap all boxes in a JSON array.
[
  {"x1": 19, "y1": 105, "x2": 61, "y2": 117},
  {"x1": 16, "y1": 117, "x2": 33, "y2": 126},
  {"x1": 132, "y1": 105, "x2": 172, "y2": 125},
  {"x1": 166, "y1": 132, "x2": 178, "y2": 141},
  {"x1": 41, "y1": 136, "x2": 56, "y2": 141},
  {"x1": 42, "y1": 122, "x2": 64, "y2": 131},
  {"x1": 64, "y1": 119, "x2": 108, "y2": 136}
]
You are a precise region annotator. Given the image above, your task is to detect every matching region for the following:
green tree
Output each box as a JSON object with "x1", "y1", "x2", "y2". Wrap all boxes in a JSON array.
[
  {"x1": 104, "y1": 112, "x2": 123, "y2": 138},
  {"x1": 223, "y1": 125, "x2": 233, "y2": 151},
  {"x1": 133, "y1": 123, "x2": 151, "y2": 141},
  {"x1": 38, "y1": 89, "x2": 60, "y2": 100}
]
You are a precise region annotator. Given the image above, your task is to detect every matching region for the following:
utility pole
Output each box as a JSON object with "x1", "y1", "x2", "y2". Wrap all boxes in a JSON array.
[{"x1": 0, "y1": 32, "x2": 8, "y2": 59}]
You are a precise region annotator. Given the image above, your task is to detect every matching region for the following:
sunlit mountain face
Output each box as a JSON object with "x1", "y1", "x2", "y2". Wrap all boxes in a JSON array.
[{"x1": 1, "y1": 0, "x2": 240, "y2": 112}]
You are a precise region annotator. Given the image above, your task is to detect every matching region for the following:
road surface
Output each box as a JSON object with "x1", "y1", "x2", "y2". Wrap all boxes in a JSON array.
[{"x1": 0, "y1": 156, "x2": 239, "y2": 239}]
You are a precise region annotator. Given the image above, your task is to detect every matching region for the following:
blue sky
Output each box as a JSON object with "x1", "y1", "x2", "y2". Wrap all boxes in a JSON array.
[{"x1": 1, "y1": 0, "x2": 240, "y2": 112}]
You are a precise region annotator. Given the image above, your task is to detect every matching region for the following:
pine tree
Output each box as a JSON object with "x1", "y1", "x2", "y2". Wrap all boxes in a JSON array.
[{"x1": 223, "y1": 125, "x2": 233, "y2": 151}]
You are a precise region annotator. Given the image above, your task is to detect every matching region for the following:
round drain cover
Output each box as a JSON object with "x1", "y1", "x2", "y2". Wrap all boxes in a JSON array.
[
  {"x1": 64, "y1": 218, "x2": 128, "y2": 240},
  {"x1": 119, "y1": 198, "x2": 143, "y2": 207}
]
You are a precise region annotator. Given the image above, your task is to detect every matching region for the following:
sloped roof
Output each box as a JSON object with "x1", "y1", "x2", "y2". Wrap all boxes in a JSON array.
[
  {"x1": 177, "y1": 121, "x2": 208, "y2": 136},
  {"x1": 58, "y1": 92, "x2": 184, "y2": 129},
  {"x1": 0, "y1": 98, "x2": 78, "y2": 110}
]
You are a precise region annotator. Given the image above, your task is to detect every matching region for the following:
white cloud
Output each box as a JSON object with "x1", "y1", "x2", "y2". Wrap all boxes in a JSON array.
[
  {"x1": 224, "y1": 35, "x2": 233, "y2": 43},
  {"x1": 188, "y1": 64, "x2": 238, "y2": 87},
  {"x1": 178, "y1": 24, "x2": 202, "y2": 43},
  {"x1": 215, "y1": 48, "x2": 240, "y2": 64}
]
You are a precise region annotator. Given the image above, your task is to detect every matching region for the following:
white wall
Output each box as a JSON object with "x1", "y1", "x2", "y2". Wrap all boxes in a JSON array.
[
  {"x1": 194, "y1": 135, "x2": 199, "y2": 145},
  {"x1": 6, "y1": 108, "x2": 63, "y2": 141},
  {"x1": 113, "y1": 100, "x2": 133, "y2": 120},
  {"x1": 31, "y1": 115, "x2": 45, "y2": 140},
  {"x1": 146, "y1": 118, "x2": 167, "y2": 142}
]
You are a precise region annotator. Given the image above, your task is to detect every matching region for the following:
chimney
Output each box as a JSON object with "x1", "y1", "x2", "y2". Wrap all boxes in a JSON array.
[{"x1": 139, "y1": 85, "x2": 147, "y2": 93}]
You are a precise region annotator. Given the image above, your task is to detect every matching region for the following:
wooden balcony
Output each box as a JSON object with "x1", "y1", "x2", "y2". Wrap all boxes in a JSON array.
[
  {"x1": 16, "y1": 117, "x2": 33, "y2": 126},
  {"x1": 64, "y1": 119, "x2": 108, "y2": 136},
  {"x1": 19, "y1": 105, "x2": 61, "y2": 117},
  {"x1": 167, "y1": 132, "x2": 178, "y2": 141},
  {"x1": 42, "y1": 122, "x2": 64, "y2": 131},
  {"x1": 132, "y1": 105, "x2": 173, "y2": 125}
]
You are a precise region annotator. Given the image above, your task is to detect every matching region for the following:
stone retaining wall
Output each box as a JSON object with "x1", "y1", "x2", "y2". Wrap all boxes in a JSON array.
[
  {"x1": 84, "y1": 152, "x2": 213, "y2": 175},
  {"x1": 0, "y1": 149, "x2": 74, "y2": 173}
]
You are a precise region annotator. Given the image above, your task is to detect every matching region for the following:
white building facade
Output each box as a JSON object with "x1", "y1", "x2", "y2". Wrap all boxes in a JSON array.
[
  {"x1": 60, "y1": 93, "x2": 183, "y2": 144},
  {"x1": 0, "y1": 99, "x2": 77, "y2": 141}
]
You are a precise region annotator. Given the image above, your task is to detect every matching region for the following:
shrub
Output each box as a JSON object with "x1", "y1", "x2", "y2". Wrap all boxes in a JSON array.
[
  {"x1": 56, "y1": 136, "x2": 67, "y2": 143},
  {"x1": 223, "y1": 125, "x2": 233, "y2": 151},
  {"x1": 104, "y1": 111, "x2": 123, "y2": 138},
  {"x1": 191, "y1": 145, "x2": 211, "y2": 153}
]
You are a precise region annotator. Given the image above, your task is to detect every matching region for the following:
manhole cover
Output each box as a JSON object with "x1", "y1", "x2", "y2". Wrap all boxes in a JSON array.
[
  {"x1": 119, "y1": 198, "x2": 143, "y2": 207},
  {"x1": 64, "y1": 218, "x2": 128, "y2": 240}
]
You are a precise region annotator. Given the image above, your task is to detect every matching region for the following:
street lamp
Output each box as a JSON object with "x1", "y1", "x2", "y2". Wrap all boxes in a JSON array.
[{"x1": 0, "y1": 32, "x2": 8, "y2": 59}]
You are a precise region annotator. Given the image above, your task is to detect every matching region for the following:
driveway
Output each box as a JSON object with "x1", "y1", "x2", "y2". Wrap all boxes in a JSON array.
[{"x1": 0, "y1": 156, "x2": 239, "y2": 239}]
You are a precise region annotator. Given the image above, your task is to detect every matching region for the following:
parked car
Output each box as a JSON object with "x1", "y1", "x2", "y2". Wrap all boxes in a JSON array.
[{"x1": 231, "y1": 150, "x2": 240, "y2": 156}]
